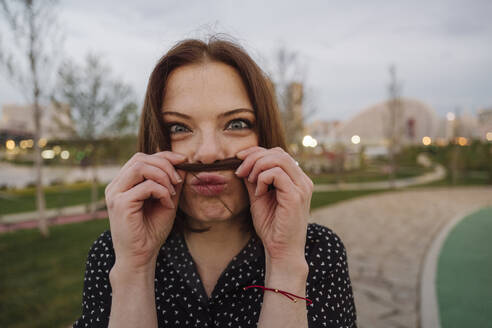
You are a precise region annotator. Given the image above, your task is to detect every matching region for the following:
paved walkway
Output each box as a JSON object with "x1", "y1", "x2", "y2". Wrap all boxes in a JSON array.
[
  {"x1": 313, "y1": 164, "x2": 446, "y2": 191},
  {"x1": 310, "y1": 186, "x2": 492, "y2": 328},
  {"x1": 0, "y1": 199, "x2": 106, "y2": 224}
]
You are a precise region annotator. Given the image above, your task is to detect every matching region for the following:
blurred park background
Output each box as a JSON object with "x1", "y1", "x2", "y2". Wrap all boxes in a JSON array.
[{"x1": 0, "y1": 0, "x2": 491, "y2": 327}]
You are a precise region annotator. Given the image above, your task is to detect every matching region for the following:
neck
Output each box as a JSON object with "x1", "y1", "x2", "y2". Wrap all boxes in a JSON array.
[{"x1": 183, "y1": 214, "x2": 252, "y2": 262}]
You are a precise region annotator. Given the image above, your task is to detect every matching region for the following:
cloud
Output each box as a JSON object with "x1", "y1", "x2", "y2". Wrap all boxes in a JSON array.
[{"x1": 1, "y1": 0, "x2": 491, "y2": 120}]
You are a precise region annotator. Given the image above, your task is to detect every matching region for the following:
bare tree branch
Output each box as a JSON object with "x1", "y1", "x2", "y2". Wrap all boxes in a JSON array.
[{"x1": 0, "y1": 0, "x2": 64, "y2": 237}]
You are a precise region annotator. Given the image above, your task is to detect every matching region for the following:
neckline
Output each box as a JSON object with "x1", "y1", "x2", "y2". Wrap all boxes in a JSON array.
[{"x1": 175, "y1": 230, "x2": 264, "y2": 303}]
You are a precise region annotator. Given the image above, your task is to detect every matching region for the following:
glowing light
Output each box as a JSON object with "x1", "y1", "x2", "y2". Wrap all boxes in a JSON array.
[
  {"x1": 6, "y1": 139, "x2": 16, "y2": 150},
  {"x1": 422, "y1": 136, "x2": 432, "y2": 146},
  {"x1": 486, "y1": 132, "x2": 492, "y2": 141},
  {"x1": 60, "y1": 150, "x2": 70, "y2": 160},
  {"x1": 302, "y1": 135, "x2": 318, "y2": 148},
  {"x1": 26, "y1": 139, "x2": 33, "y2": 148},
  {"x1": 41, "y1": 149, "x2": 55, "y2": 159},
  {"x1": 38, "y1": 138, "x2": 47, "y2": 148},
  {"x1": 458, "y1": 137, "x2": 468, "y2": 146},
  {"x1": 351, "y1": 135, "x2": 361, "y2": 145},
  {"x1": 446, "y1": 112, "x2": 455, "y2": 121}
]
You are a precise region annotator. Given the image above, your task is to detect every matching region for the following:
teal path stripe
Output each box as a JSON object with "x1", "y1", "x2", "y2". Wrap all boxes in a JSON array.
[{"x1": 437, "y1": 207, "x2": 492, "y2": 328}]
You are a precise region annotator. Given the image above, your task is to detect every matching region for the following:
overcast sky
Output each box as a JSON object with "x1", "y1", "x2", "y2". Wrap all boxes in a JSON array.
[{"x1": 1, "y1": 0, "x2": 491, "y2": 122}]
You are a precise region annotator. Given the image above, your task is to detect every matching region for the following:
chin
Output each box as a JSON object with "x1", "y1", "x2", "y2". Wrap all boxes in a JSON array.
[{"x1": 192, "y1": 206, "x2": 233, "y2": 223}]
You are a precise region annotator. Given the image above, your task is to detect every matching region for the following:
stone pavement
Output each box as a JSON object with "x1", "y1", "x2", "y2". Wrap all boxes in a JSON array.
[
  {"x1": 313, "y1": 164, "x2": 446, "y2": 192},
  {"x1": 310, "y1": 186, "x2": 492, "y2": 328}
]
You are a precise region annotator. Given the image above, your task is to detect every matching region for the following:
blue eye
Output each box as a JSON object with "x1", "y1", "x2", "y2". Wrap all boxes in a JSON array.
[
  {"x1": 226, "y1": 119, "x2": 251, "y2": 130},
  {"x1": 168, "y1": 123, "x2": 190, "y2": 134}
]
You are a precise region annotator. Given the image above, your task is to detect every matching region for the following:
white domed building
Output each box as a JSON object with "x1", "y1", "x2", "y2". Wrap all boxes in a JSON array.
[{"x1": 336, "y1": 98, "x2": 440, "y2": 150}]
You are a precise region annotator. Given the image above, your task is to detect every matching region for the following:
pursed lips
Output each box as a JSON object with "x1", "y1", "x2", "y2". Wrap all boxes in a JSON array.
[{"x1": 190, "y1": 172, "x2": 228, "y2": 196}]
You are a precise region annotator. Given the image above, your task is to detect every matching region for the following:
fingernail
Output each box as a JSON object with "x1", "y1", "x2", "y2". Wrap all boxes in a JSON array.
[
  {"x1": 174, "y1": 152, "x2": 186, "y2": 159},
  {"x1": 170, "y1": 187, "x2": 176, "y2": 196},
  {"x1": 175, "y1": 172, "x2": 182, "y2": 183},
  {"x1": 235, "y1": 165, "x2": 242, "y2": 175}
]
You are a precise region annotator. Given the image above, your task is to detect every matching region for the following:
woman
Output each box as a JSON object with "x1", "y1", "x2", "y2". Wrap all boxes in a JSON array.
[{"x1": 74, "y1": 37, "x2": 356, "y2": 328}]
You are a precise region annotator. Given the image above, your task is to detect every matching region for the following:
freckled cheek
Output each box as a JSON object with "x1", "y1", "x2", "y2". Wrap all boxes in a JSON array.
[
  {"x1": 232, "y1": 135, "x2": 259, "y2": 155},
  {"x1": 169, "y1": 139, "x2": 194, "y2": 158}
]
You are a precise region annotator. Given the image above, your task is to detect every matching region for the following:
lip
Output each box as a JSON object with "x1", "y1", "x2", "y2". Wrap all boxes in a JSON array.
[{"x1": 190, "y1": 173, "x2": 227, "y2": 196}]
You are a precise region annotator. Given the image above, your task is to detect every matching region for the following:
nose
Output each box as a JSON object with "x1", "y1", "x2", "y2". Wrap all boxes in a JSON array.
[{"x1": 191, "y1": 130, "x2": 226, "y2": 164}]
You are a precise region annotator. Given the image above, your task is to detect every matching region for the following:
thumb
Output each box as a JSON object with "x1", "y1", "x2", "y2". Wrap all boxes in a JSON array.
[{"x1": 243, "y1": 178, "x2": 257, "y2": 203}]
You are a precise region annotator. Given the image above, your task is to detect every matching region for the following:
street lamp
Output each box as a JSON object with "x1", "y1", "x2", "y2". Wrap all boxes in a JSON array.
[
  {"x1": 6, "y1": 139, "x2": 15, "y2": 150},
  {"x1": 302, "y1": 135, "x2": 318, "y2": 148},
  {"x1": 351, "y1": 135, "x2": 361, "y2": 145}
]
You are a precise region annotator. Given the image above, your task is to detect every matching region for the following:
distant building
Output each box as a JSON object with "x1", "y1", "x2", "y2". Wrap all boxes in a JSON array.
[
  {"x1": 477, "y1": 108, "x2": 492, "y2": 140},
  {"x1": 305, "y1": 120, "x2": 340, "y2": 145},
  {"x1": 287, "y1": 82, "x2": 304, "y2": 128},
  {"x1": 337, "y1": 98, "x2": 439, "y2": 148},
  {"x1": 0, "y1": 103, "x2": 74, "y2": 142}
]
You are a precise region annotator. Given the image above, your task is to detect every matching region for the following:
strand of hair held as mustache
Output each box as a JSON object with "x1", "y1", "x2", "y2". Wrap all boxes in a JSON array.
[{"x1": 174, "y1": 158, "x2": 243, "y2": 214}]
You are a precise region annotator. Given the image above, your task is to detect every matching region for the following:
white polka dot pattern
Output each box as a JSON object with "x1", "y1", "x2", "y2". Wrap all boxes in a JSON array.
[{"x1": 73, "y1": 223, "x2": 357, "y2": 327}]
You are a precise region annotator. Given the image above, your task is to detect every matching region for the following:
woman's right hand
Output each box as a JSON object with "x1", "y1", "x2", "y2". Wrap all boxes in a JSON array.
[{"x1": 104, "y1": 151, "x2": 187, "y2": 274}]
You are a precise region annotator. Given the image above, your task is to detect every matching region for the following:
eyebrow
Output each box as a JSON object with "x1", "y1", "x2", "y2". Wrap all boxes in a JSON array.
[{"x1": 162, "y1": 108, "x2": 255, "y2": 119}]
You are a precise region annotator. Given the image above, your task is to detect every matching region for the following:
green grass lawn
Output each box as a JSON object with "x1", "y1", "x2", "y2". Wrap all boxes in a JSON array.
[
  {"x1": 437, "y1": 207, "x2": 492, "y2": 328},
  {"x1": 419, "y1": 172, "x2": 491, "y2": 187},
  {"x1": 0, "y1": 218, "x2": 110, "y2": 328},
  {"x1": 310, "y1": 189, "x2": 386, "y2": 209},
  {"x1": 0, "y1": 183, "x2": 107, "y2": 216}
]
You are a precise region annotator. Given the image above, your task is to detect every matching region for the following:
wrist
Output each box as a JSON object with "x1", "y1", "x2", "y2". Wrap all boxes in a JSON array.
[
  {"x1": 265, "y1": 256, "x2": 309, "y2": 285},
  {"x1": 109, "y1": 259, "x2": 157, "y2": 288}
]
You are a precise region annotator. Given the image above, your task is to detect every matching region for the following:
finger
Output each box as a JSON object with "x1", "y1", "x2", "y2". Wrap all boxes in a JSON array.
[
  {"x1": 113, "y1": 162, "x2": 176, "y2": 195},
  {"x1": 150, "y1": 152, "x2": 187, "y2": 184},
  {"x1": 255, "y1": 167, "x2": 295, "y2": 197},
  {"x1": 243, "y1": 178, "x2": 257, "y2": 202},
  {"x1": 235, "y1": 147, "x2": 268, "y2": 178},
  {"x1": 123, "y1": 179, "x2": 175, "y2": 210},
  {"x1": 111, "y1": 151, "x2": 186, "y2": 190},
  {"x1": 236, "y1": 146, "x2": 264, "y2": 159},
  {"x1": 246, "y1": 152, "x2": 304, "y2": 189},
  {"x1": 171, "y1": 169, "x2": 187, "y2": 207}
]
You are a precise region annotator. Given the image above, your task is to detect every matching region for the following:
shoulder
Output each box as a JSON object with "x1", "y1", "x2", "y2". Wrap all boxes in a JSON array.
[
  {"x1": 88, "y1": 230, "x2": 114, "y2": 254},
  {"x1": 85, "y1": 230, "x2": 115, "y2": 273},
  {"x1": 305, "y1": 223, "x2": 348, "y2": 273}
]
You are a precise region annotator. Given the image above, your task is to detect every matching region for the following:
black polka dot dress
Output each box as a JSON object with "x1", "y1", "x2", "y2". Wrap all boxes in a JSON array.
[{"x1": 73, "y1": 223, "x2": 357, "y2": 327}]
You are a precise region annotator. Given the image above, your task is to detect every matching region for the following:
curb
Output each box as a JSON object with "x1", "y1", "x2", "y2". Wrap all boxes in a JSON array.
[{"x1": 420, "y1": 206, "x2": 484, "y2": 328}]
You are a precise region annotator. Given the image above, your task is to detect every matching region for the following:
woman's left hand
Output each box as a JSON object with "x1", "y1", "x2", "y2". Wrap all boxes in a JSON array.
[{"x1": 235, "y1": 146, "x2": 313, "y2": 264}]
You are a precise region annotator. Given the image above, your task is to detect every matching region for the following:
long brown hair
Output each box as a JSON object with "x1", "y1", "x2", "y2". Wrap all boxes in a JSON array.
[{"x1": 137, "y1": 36, "x2": 287, "y2": 233}]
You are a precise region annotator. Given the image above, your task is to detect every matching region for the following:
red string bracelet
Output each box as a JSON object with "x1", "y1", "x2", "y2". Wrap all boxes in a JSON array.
[{"x1": 243, "y1": 285, "x2": 313, "y2": 306}]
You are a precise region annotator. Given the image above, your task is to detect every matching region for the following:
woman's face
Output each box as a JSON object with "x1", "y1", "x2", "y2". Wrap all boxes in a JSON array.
[{"x1": 162, "y1": 61, "x2": 258, "y2": 227}]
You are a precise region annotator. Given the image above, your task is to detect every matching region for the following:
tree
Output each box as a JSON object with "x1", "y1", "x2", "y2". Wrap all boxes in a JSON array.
[
  {"x1": 384, "y1": 65, "x2": 404, "y2": 188},
  {"x1": 0, "y1": 0, "x2": 64, "y2": 237},
  {"x1": 53, "y1": 53, "x2": 138, "y2": 216},
  {"x1": 269, "y1": 45, "x2": 315, "y2": 155}
]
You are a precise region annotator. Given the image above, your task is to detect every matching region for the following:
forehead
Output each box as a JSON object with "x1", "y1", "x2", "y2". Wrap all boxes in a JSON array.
[{"x1": 162, "y1": 61, "x2": 254, "y2": 117}]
